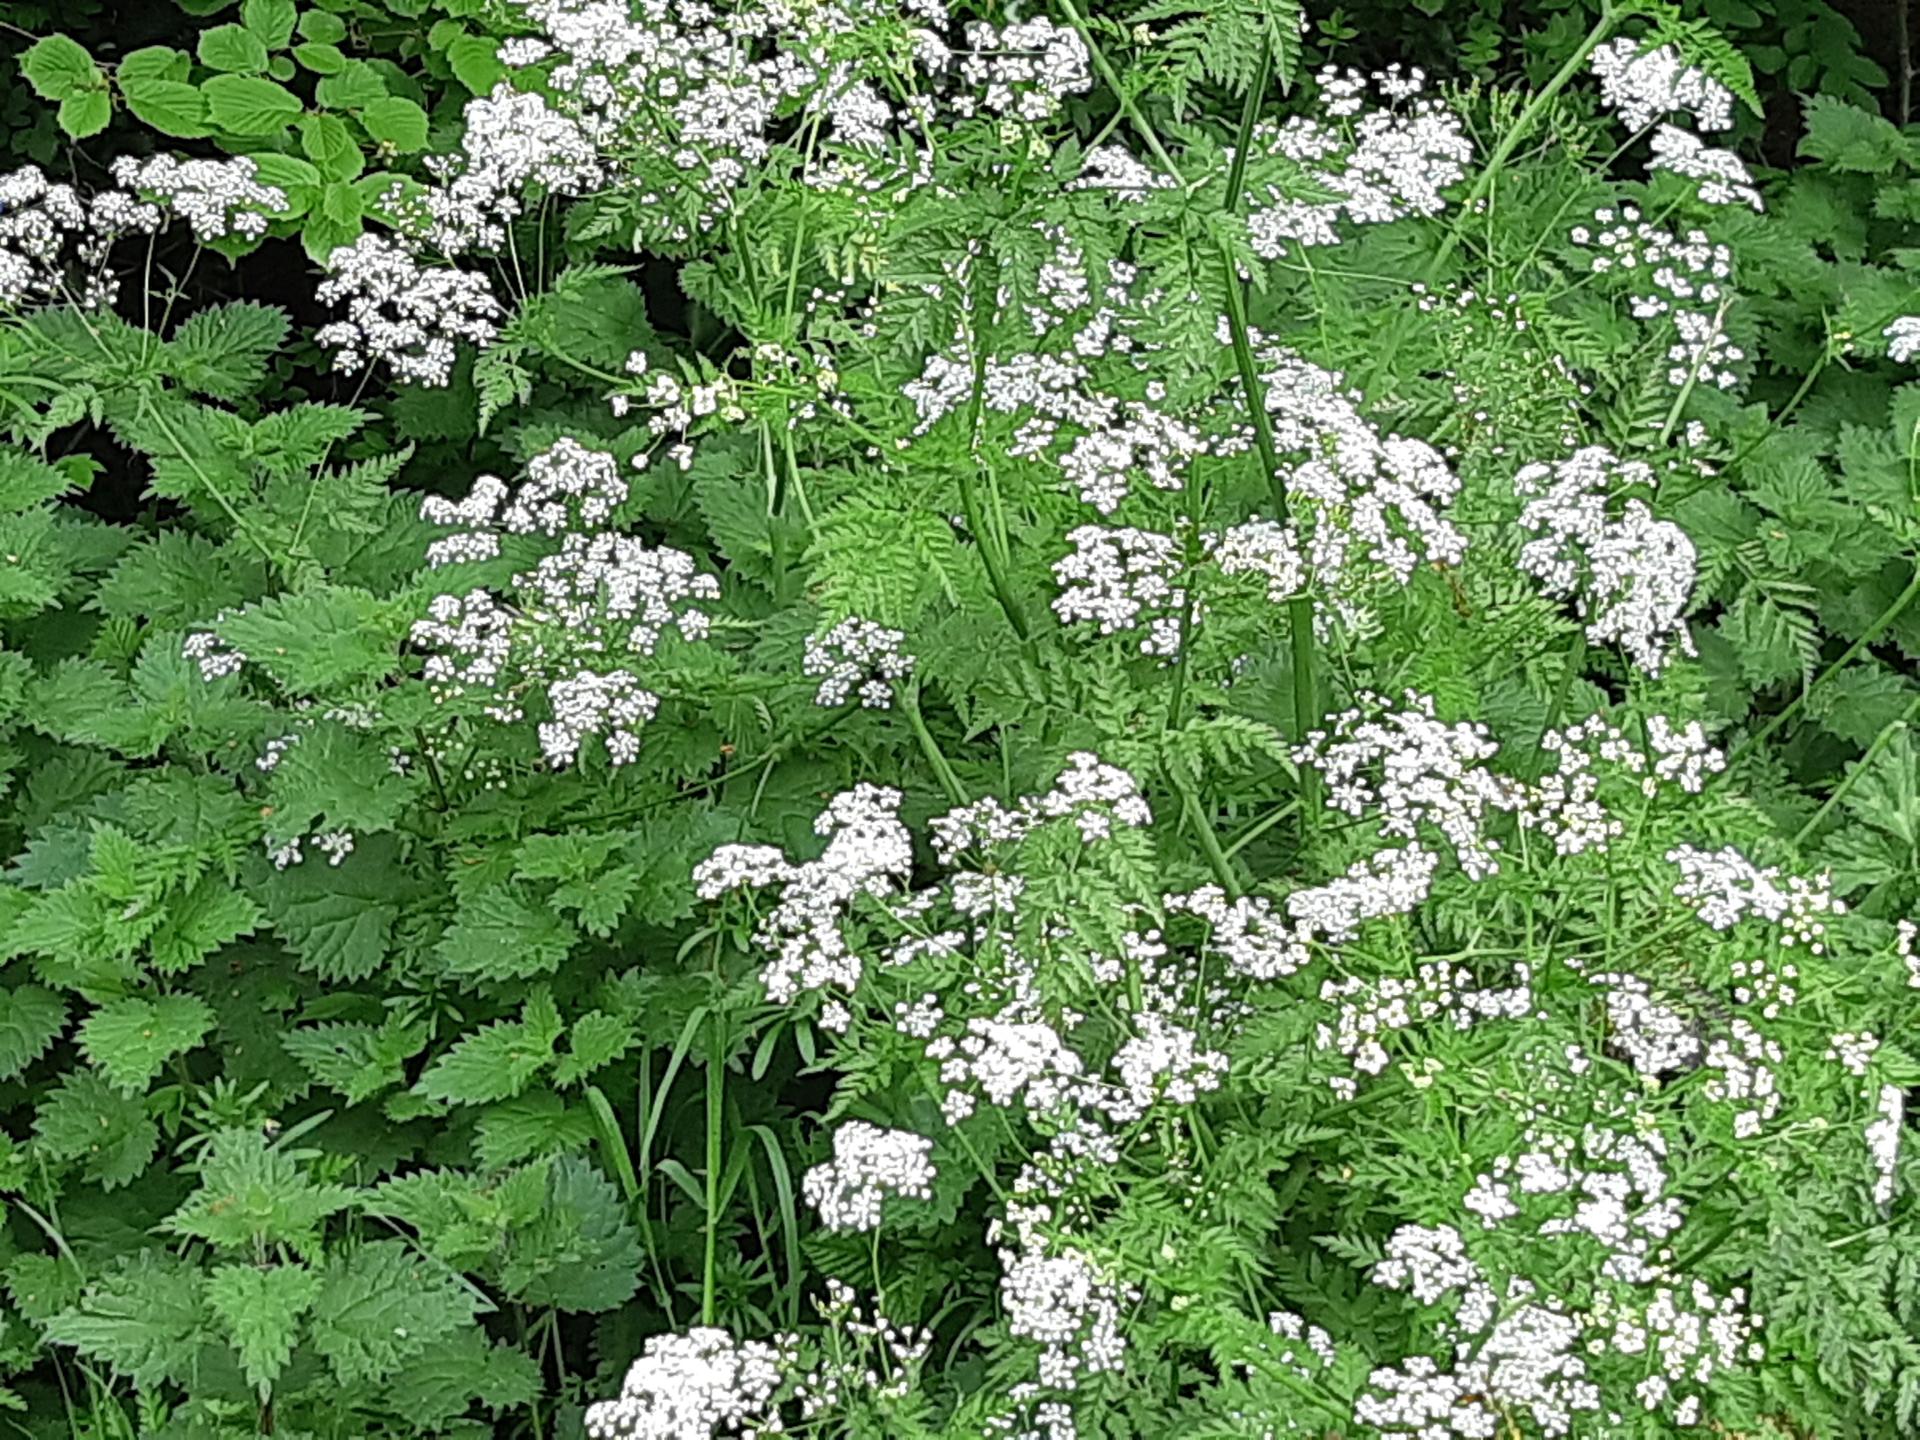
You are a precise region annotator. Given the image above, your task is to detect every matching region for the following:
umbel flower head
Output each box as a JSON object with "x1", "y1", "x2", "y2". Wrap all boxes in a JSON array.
[{"x1": 585, "y1": 1327, "x2": 791, "y2": 1439}]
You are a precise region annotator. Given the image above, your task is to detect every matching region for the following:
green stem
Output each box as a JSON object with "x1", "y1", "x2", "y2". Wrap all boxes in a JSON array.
[
  {"x1": 703, "y1": 1008, "x2": 724, "y2": 1326},
  {"x1": 1175, "y1": 777, "x2": 1243, "y2": 896},
  {"x1": 1223, "y1": 276, "x2": 1322, "y2": 764},
  {"x1": 903, "y1": 679, "x2": 969, "y2": 806},
  {"x1": 1363, "y1": 4, "x2": 1618, "y2": 389},
  {"x1": 1793, "y1": 695, "x2": 1920, "y2": 846},
  {"x1": 1438, "y1": 3, "x2": 1619, "y2": 280},
  {"x1": 1726, "y1": 564, "x2": 1920, "y2": 774},
  {"x1": 1053, "y1": 0, "x2": 1180, "y2": 177},
  {"x1": 959, "y1": 255, "x2": 1032, "y2": 642},
  {"x1": 1530, "y1": 629, "x2": 1588, "y2": 776}
]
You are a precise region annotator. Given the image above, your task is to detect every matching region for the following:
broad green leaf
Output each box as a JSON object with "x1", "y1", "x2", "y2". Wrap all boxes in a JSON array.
[
  {"x1": 360, "y1": 95, "x2": 429, "y2": 151},
  {"x1": 415, "y1": 1018, "x2": 555, "y2": 1106},
  {"x1": 298, "y1": 10, "x2": 348, "y2": 43},
  {"x1": 43, "y1": 1255, "x2": 209, "y2": 1389},
  {"x1": 499, "y1": 1155, "x2": 644, "y2": 1311},
  {"x1": 257, "y1": 836, "x2": 411, "y2": 982},
  {"x1": 216, "y1": 587, "x2": 400, "y2": 694},
  {"x1": 446, "y1": 35, "x2": 505, "y2": 95},
  {"x1": 385, "y1": 1329, "x2": 541, "y2": 1429},
  {"x1": 433, "y1": 887, "x2": 577, "y2": 982},
  {"x1": 166, "y1": 1126, "x2": 355, "y2": 1252},
  {"x1": 32, "y1": 1070, "x2": 159, "y2": 1189},
  {"x1": 57, "y1": 90, "x2": 111, "y2": 139},
  {"x1": 118, "y1": 45, "x2": 189, "y2": 85},
  {"x1": 197, "y1": 23, "x2": 270, "y2": 74},
  {"x1": 122, "y1": 79, "x2": 211, "y2": 138},
  {"x1": 242, "y1": 0, "x2": 298, "y2": 49},
  {"x1": 281, "y1": 1015, "x2": 428, "y2": 1104},
  {"x1": 0, "y1": 985, "x2": 66, "y2": 1081},
  {"x1": 299, "y1": 112, "x2": 364, "y2": 180},
  {"x1": 21, "y1": 35, "x2": 99, "y2": 102},
  {"x1": 294, "y1": 41, "x2": 347, "y2": 74},
  {"x1": 315, "y1": 61, "x2": 388, "y2": 111},
  {"x1": 553, "y1": 1011, "x2": 635, "y2": 1087},
  {"x1": 202, "y1": 73, "x2": 302, "y2": 134}
]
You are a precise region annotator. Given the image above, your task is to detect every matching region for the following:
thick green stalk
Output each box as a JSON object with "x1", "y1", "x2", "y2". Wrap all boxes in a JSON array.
[
  {"x1": 1726, "y1": 565, "x2": 1920, "y2": 774},
  {"x1": 903, "y1": 679, "x2": 970, "y2": 806},
  {"x1": 954, "y1": 248, "x2": 1033, "y2": 641},
  {"x1": 702, "y1": 1009, "x2": 724, "y2": 1326}
]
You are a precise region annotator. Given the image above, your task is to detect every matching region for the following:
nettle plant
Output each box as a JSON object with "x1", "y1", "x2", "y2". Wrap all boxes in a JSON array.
[{"x1": 0, "y1": 0, "x2": 1918, "y2": 1436}]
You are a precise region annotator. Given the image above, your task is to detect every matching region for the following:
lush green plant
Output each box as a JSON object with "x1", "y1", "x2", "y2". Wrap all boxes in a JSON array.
[{"x1": 0, "y1": 0, "x2": 1914, "y2": 1438}]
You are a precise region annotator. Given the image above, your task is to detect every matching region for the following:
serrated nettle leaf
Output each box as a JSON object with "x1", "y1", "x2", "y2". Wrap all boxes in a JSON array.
[
  {"x1": 205, "y1": 1262, "x2": 318, "y2": 1390},
  {"x1": 42, "y1": 1255, "x2": 209, "y2": 1389},
  {"x1": 78, "y1": 993, "x2": 216, "y2": 1094}
]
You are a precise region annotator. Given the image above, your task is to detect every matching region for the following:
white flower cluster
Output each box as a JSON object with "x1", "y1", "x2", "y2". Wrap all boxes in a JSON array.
[
  {"x1": 1701, "y1": 1017, "x2": 1784, "y2": 1138},
  {"x1": 1286, "y1": 844, "x2": 1442, "y2": 953},
  {"x1": 315, "y1": 234, "x2": 502, "y2": 387},
  {"x1": 1211, "y1": 517, "x2": 1306, "y2": 602},
  {"x1": 1316, "y1": 960, "x2": 1533, "y2": 1094},
  {"x1": 585, "y1": 1327, "x2": 791, "y2": 1440},
  {"x1": 1297, "y1": 692, "x2": 1520, "y2": 880},
  {"x1": 1513, "y1": 446, "x2": 1698, "y2": 674},
  {"x1": 1363, "y1": 1109, "x2": 1762, "y2": 1436},
  {"x1": 1522, "y1": 716, "x2": 1723, "y2": 856},
  {"x1": 1571, "y1": 207, "x2": 1745, "y2": 390},
  {"x1": 1886, "y1": 316, "x2": 1920, "y2": 364},
  {"x1": 1592, "y1": 973, "x2": 1702, "y2": 1077},
  {"x1": 1051, "y1": 524, "x2": 1189, "y2": 658},
  {"x1": 803, "y1": 617, "x2": 915, "y2": 708},
  {"x1": 417, "y1": 83, "x2": 603, "y2": 251},
  {"x1": 411, "y1": 438, "x2": 719, "y2": 766},
  {"x1": 907, "y1": 235, "x2": 1205, "y2": 516},
  {"x1": 108, "y1": 154, "x2": 288, "y2": 242},
  {"x1": 1648, "y1": 125, "x2": 1761, "y2": 210},
  {"x1": 1901, "y1": 918, "x2": 1920, "y2": 987},
  {"x1": 996, "y1": 1246, "x2": 1132, "y2": 1390},
  {"x1": 694, "y1": 785, "x2": 912, "y2": 1013},
  {"x1": 182, "y1": 629, "x2": 246, "y2": 683},
  {"x1": 951, "y1": 18, "x2": 1091, "y2": 122},
  {"x1": 1590, "y1": 39, "x2": 1734, "y2": 132},
  {"x1": 1869, "y1": 1083, "x2": 1904, "y2": 1209},
  {"x1": 1254, "y1": 347, "x2": 1467, "y2": 618},
  {"x1": 929, "y1": 752, "x2": 1154, "y2": 860},
  {"x1": 1245, "y1": 66, "x2": 1473, "y2": 259},
  {"x1": 1164, "y1": 887, "x2": 1310, "y2": 982},
  {"x1": 803, "y1": 1121, "x2": 936, "y2": 1231},
  {"x1": 1666, "y1": 843, "x2": 1841, "y2": 952},
  {"x1": 0, "y1": 164, "x2": 159, "y2": 310},
  {"x1": 791, "y1": 1281, "x2": 931, "y2": 1418},
  {"x1": 1827, "y1": 1029, "x2": 1880, "y2": 1078},
  {"x1": 265, "y1": 829, "x2": 356, "y2": 871}
]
